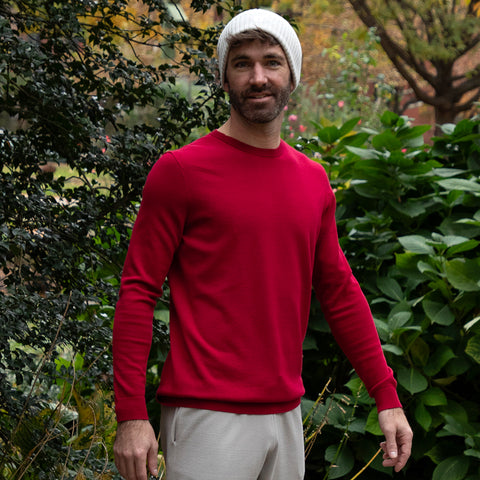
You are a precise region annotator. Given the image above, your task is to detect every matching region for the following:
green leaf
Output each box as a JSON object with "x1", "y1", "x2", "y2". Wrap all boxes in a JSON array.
[
  {"x1": 365, "y1": 408, "x2": 383, "y2": 436},
  {"x1": 397, "y1": 367, "x2": 428, "y2": 395},
  {"x1": 464, "y1": 449, "x2": 480, "y2": 459},
  {"x1": 339, "y1": 117, "x2": 361, "y2": 137},
  {"x1": 410, "y1": 336, "x2": 430, "y2": 367},
  {"x1": 397, "y1": 124, "x2": 431, "y2": 140},
  {"x1": 382, "y1": 344, "x2": 404, "y2": 355},
  {"x1": 464, "y1": 316, "x2": 480, "y2": 332},
  {"x1": 317, "y1": 126, "x2": 341, "y2": 144},
  {"x1": 398, "y1": 235, "x2": 435, "y2": 254},
  {"x1": 380, "y1": 111, "x2": 400, "y2": 126},
  {"x1": 415, "y1": 401, "x2": 432, "y2": 431},
  {"x1": 432, "y1": 456, "x2": 470, "y2": 480},
  {"x1": 377, "y1": 277, "x2": 403, "y2": 301},
  {"x1": 465, "y1": 335, "x2": 480, "y2": 364},
  {"x1": 303, "y1": 334, "x2": 317, "y2": 351},
  {"x1": 372, "y1": 130, "x2": 402, "y2": 151},
  {"x1": 437, "y1": 178, "x2": 480, "y2": 192},
  {"x1": 424, "y1": 345, "x2": 456, "y2": 376},
  {"x1": 445, "y1": 258, "x2": 480, "y2": 292},
  {"x1": 423, "y1": 299, "x2": 455, "y2": 326},
  {"x1": 420, "y1": 387, "x2": 447, "y2": 406},
  {"x1": 346, "y1": 145, "x2": 379, "y2": 159},
  {"x1": 388, "y1": 311, "x2": 412, "y2": 331},
  {"x1": 446, "y1": 239, "x2": 479, "y2": 256},
  {"x1": 325, "y1": 444, "x2": 354, "y2": 479}
]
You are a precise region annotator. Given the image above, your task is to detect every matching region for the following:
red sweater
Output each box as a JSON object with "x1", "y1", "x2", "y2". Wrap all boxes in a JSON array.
[{"x1": 113, "y1": 130, "x2": 401, "y2": 421}]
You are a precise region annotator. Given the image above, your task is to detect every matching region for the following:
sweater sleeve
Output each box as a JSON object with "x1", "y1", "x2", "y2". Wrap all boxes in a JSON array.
[
  {"x1": 312, "y1": 184, "x2": 401, "y2": 412},
  {"x1": 113, "y1": 153, "x2": 188, "y2": 422}
]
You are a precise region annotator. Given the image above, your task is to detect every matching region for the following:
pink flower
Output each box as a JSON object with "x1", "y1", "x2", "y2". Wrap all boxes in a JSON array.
[
  {"x1": 299, "y1": 125, "x2": 307, "y2": 133},
  {"x1": 284, "y1": 105, "x2": 288, "y2": 111},
  {"x1": 288, "y1": 114, "x2": 298, "y2": 122},
  {"x1": 402, "y1": 148, "x2": 407, "y2": 153},
  {"x1": 337, "y1": 100, "x2": 345, "y2": 108},
  {"x1": 289, "y1": 132, "x2": 294, "y2": 138}
]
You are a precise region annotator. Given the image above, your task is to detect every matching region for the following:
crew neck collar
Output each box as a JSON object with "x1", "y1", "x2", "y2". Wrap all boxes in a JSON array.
[{"x1": 211, "y1": 130, "x2": 286, "y2": 157}]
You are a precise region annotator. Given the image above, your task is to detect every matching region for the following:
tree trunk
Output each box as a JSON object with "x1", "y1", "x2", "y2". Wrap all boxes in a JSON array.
[{"x1": 433, "y1": 105, "x2": 457, "y2": 135}]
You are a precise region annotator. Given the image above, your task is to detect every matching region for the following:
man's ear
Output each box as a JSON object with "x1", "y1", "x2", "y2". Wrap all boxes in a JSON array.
[{"x1": 223, "y1": 74, "x2": 230, "y2": 93}]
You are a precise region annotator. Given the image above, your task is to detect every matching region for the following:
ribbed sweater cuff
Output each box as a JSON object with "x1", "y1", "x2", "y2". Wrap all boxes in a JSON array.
[
  {"x1": 374, "y1": 385, "x2": 402, "y2": 412},
  {"x1": 115, "y1": 395, "x2": 149, "y2": 422}
]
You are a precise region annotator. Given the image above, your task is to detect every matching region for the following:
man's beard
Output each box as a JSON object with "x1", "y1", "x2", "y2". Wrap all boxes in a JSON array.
[{"x1": 228, "y1": 82, "x2": 291, "y2": 124}]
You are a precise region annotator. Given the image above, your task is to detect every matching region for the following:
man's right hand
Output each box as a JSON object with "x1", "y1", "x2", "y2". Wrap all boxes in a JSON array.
[{"x1": 114, "y1": 419, "x2": 159, "y2": 480}]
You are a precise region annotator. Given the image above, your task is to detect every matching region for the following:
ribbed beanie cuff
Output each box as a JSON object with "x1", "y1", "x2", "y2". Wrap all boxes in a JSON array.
[{"x1": 217, "y1": 9, "x2": 302, "y2": 89}]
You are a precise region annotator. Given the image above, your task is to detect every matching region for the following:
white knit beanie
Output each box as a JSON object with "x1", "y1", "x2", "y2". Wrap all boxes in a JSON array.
[{"x1": 217, "y1": 9, "x2": 303, "y2": 89}]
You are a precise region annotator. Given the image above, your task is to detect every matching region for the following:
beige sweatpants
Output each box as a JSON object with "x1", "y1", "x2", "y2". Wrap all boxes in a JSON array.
[{"x1": 160, "y1": 405, "x2": 305, "y2": 480}]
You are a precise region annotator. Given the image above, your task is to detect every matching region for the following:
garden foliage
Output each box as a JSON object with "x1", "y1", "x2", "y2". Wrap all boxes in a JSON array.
[
  {"x1": 299, "y1": 112, "x2": 480, "y2": 480},
  {"x1": 0, "y1": 0, "x2": 228, "y2": 478},
  {"x1": 1, "y1": 0, "x2": 480, "y2": 479}
]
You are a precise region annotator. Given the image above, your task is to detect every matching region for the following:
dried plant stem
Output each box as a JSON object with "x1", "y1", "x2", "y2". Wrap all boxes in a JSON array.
[{"x1": 349, "y1": 447, "x2": 382, "y2": 480}]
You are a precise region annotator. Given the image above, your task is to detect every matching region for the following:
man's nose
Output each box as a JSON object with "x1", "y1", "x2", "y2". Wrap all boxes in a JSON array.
[{"x1": 249, "y1": 63, "x2": 267, "y2": 86}]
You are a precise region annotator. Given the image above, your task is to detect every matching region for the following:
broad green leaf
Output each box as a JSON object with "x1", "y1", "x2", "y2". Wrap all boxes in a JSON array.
[
  {"x1": 372, "y1": 130, "x2": 402, "y2": 151},
  {"x1": 437, "y1": 178, "x2": 480, "y2": 192},
  {"x1": 445, "y1": 258, "x2": 480, "y2": 292},
  {"x1": 432, "y1": 456, "x2": 469, "y2": 480},
  {"x1": 464, "y1": 449, "x2": 480, "y2": 459},
  {"x1": 398, "y1": 235, "x2": 435, "y2": 254},
  {"x1": 397, "y1": 367, "x2": 428, "y2": 395},
  {"x1": 440, "y1": 415, "x2": 476, "y2": 437},
  {"x1": 325, "y1": 445, "x2": 354, "y2": 479},
  {"x1": 418, "y1": 260, "x2": 439, "y2": 276},
  {"x1": 380, "y1": 110, "x2": 400, "y2": 126},
  {"x1": 302, "y1": 335, "x2": 317, "y2": 351},
  {"x1": 365, "y1": 408, "x2": 383, "y2": 436},
  {"x1": 431, "y1": 168, "x2": 465, "y2": 178},
  {"x1": 464, "y1": 316, "x2": 480, "y2": 331},
  {"x1": 317, "y1": 126, "x2": 341, "y2": 144},
  {"x1": 388, "y1": 311, "x2": 412, "y2": 331},
  {"x1": 446, "y1": 239, "x2": 479, "y2": 256},
  {"x1": 439, "y1": 235, "x2": 470, "y2": 247},
  {"x1": 377, "y1": 277, "x2": 403, "y2": 301},
  {"x1": 423, "y1": 299, "x2": 455, "y2": 326},
  {"x1": 420, "y1": 387, "x2": 447, "y2": 406},
  {"x1": 410, "y1": 336, "x2": 430, "y2": 366},
  {"x1": 390, "y1": 198, "x2": 426, "y2": 217},
  {"x1": 454, "y1": 118, "x2": 475, "y2": 136},
  {"x1": 382, "y1": 344, "x2": 403, "y2": 355},
  {"x1": 397, "y1": 124, "x2": 431, "y2": 140},
  {"x1": 424, "y1": 345, "x2": 456, "y2": 376},
  {"x1": 415, "y1": 401, "x2": 432, "y2": 431},
  {"x1": 465, "y1": 335, "x2": 480, "y2": 364},
  {"x1": 346, "y1": 145, "x2": 380, "y2": 159},
  {"x1": 339, "y1": 117, "x2": 361, "y2": 137}
]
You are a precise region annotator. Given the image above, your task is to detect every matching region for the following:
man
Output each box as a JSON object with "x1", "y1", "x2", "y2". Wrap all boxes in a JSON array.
[{"x1": 113, "y1": 8, "x2": 413, "y2": 480}]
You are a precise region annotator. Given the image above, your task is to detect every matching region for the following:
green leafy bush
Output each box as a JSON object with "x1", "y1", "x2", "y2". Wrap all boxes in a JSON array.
[
  {"x1": 299, "y1": 112, "x2": 480, "y2": 480},
  {"x1": 0, "y1": 1, "x2": 228, "y2": 478}
]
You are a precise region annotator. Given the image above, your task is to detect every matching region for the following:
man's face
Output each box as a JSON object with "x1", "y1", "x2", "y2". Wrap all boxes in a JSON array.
[{"x1": 224, "y1": 39, "x2": 293, "y2": 124}]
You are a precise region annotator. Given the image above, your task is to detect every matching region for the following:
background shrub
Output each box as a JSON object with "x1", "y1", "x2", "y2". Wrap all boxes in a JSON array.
[{"x1": 298, "y1": 112, "x2": 480, "y2": 480}]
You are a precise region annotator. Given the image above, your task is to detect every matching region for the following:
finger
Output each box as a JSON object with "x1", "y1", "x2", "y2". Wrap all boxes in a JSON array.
[
  {"x1": 134, "y1": 452, "x2": 149, "y2": 480},
  {"x1": 383, "y1": 429, "x2": 399, "y2": 462},
  {"x1": 394, "y1": 437, "x2": 412, "y2": 472},
  {"x1": 147, "y1": 443, "x2": 159, "y2": 478}
]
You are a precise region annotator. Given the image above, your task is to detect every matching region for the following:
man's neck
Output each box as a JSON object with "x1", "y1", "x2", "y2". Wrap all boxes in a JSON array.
[{"x1": 218, "y1": 113, "x2": 283, "y2": 149}]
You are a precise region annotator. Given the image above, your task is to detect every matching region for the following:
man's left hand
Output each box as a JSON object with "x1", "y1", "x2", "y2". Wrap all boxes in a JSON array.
[{"x1": 378, "y1": 407, "x2": 413, "y2": 472}]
